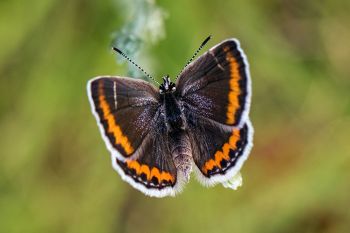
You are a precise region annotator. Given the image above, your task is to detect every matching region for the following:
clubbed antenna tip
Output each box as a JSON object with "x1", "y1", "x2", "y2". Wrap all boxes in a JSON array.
[
  {"x1": 112, "y1": 47, "x2": 123, "y2": 54},
  {"x1": 175, "y1": 35, "x2": 212, "y2": 81},
  {"x1": 201, "y1": 35, "x2": 212, "y2": 47}
]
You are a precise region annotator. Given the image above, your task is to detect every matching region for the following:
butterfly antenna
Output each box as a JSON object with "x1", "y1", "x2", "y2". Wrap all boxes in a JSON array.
[
  {"x1": 112, "y1": 47, "x2": 160, "y2": 85},
  {"x1": 175, "y1": 35, "x2": 212, "y2": 81}
]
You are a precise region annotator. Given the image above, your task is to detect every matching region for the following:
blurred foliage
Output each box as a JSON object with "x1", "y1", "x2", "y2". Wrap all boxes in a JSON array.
[
  {"x1": 111, "y1": 0, "x2": 167, "y2": 78},
  {"x1": 1, "y1": 0, "x2": 350, "y2": 233}
]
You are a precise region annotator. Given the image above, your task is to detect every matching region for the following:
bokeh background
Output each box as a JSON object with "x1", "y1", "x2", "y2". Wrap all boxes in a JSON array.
[{"x1": 1, "y1": 0, "x2": 350, "y2": 232}]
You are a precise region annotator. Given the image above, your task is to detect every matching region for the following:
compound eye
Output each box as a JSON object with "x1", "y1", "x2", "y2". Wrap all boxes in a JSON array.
[
  {"x1": 159, "y1": 89, "x2": 164, "y2": 94},
  {"x1": 171, "y1": 86, "x2": 176, "y2": 92}
]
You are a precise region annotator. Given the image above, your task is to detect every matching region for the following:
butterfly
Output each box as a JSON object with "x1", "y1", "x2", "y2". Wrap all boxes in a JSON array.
[{"x1": 87, "y1": 36, "x2": 253, "y2": 197}]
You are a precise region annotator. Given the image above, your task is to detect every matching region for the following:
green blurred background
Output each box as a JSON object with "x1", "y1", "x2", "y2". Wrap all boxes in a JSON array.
[{"x1": 1, "y1": 0, "x2": 350, "y2": 232}]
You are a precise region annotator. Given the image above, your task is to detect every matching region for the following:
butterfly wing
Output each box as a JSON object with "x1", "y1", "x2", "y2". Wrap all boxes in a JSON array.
[
  {"x1": 186, "y1": 113, "x2": 253, "y2": 187},
  {"x1": 176, "y1": 39, "x2": 251, "y2": 128},
  {"x1": 88, "y1": 77, "x2": 184, "y2": 197},
  {"x1": 87, "y1": 77, "x2": 160, "y2": 160},
  {"x1": 114, "y1": 126, "x2": 185, "y2": 197},
  {"x1": 178, "y1": 38, "x2": 253, "y2": 187}
]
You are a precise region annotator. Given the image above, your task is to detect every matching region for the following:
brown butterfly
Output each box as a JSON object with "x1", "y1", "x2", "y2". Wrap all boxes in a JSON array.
[{"x1": 87, "y1": 36, "x2": 253, "y2": 197}]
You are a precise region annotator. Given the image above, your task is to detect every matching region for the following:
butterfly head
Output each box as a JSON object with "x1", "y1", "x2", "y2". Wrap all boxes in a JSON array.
[{"x1": 159, "y1": 75, "x2": 176, "y2": 94}]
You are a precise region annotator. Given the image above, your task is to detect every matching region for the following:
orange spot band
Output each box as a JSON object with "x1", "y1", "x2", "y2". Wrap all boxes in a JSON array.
[
  {"x1": 202, "y1": 128, "x2": 241, "y2": 174},
  {"x1": 224, "y1": 46, "x2": 241, "y2": 125},
  {"x1": 126, "y1": 160, "x2": 175, "y2": 183},
  {"x1": 98, "y1": 82, "x2": 134, "y2": 155}
]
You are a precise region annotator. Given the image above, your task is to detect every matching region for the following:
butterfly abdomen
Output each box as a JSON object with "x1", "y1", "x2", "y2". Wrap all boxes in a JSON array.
[{"x1": 169, "y1": 132, "x2": 192, "y2": 182}]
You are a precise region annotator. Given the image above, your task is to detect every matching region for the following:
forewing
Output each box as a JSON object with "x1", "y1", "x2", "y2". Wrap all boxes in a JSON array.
[
  {"x1": 176, "y1": 39, "x2": 251, "y2": 128},
  {"x1": 87, "y1": 76, "x2": 160, "y2": 160}
]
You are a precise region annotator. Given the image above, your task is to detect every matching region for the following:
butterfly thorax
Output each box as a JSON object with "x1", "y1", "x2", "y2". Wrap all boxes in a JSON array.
[
  {"x1": 162, "y1": 92, "x2": 185, "y2": 132},
  {"x1": 159, "y1": 76, "x2": 186, "y2": 132}
]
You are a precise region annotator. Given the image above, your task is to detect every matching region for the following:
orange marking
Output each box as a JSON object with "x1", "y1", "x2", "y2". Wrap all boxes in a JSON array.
[
  {"x1": 98, "y1": 82, "x2": 134, "y2": 155},
  {"x1": 214, "y1": 151, "x2": 224, "y2": 169},
  {"x1": 202, "y1": 128, "x2": 241, "y2": 174},
  {"x1": 150, "y1": 167, "x2": 161, "y2": 179},
  {"x1": 203, "y1": 159, "x2": 218, "y2": 173},
  {"x1": 229, "y1": 128, "x2": 240, "y2": 150},
  {"x1": 224, "y1": 46, "x2": 242, "y2": 125},
  {"x1": 222, "y1": 143, "x2": 231, "y2": 160},
  {"x1": 126, "y1": 160, "x2": 174, "y2": 183},
  {"x1": 140, "y1": 165, "x2": 151, "y2": 180},
  {"x1": 126, "y1": 160, "x2": 140, "y2": 174},
  {"x1": 160, "y1": 172, "x2": 175, "y2": 183}
]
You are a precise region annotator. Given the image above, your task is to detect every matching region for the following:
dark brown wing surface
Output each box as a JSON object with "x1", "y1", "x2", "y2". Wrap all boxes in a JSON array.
[
  {"x1": 87, "y1": 76, "x2": 160, "y2": 160},
  {"x1": 176, "y1": 39, "x2": 251, "y2": 128},
  {"x1": 185, "y1": 111, "x2": 253, "y2": 185},
  {"x1": 113, "y1": 124, "x2": 184, "y2": 197}
]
